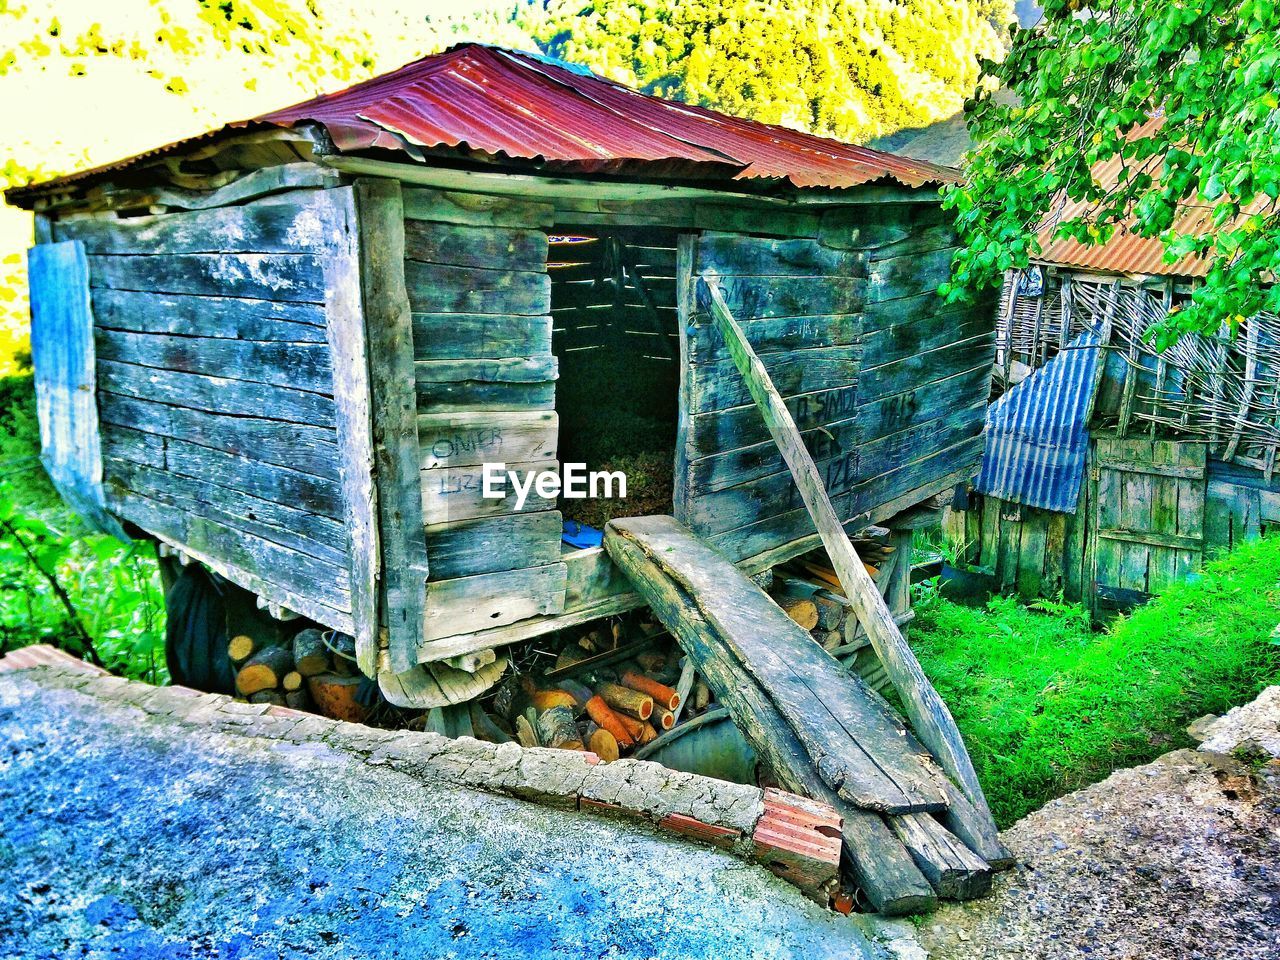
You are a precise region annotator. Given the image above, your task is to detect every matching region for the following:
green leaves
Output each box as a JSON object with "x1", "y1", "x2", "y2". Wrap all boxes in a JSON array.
[{"x1": 946, "y1": 0, "x2": 1280, "y2": 341}]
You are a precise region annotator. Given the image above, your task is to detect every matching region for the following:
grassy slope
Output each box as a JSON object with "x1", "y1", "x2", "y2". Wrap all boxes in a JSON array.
[
  {"x1": 912, "y1": 538, "x2": 1280, "y2": 826},
  {"x1": 0, "y1": 374, "x2": 166, "y2": 680}
]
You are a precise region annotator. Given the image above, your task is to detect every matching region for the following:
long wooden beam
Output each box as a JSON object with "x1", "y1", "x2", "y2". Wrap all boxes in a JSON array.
[{"x1": 699, "y1": 274, "x2": 996, "y2": 827}]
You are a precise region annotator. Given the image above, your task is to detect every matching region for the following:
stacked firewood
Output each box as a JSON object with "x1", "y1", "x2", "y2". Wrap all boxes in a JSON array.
[
  {"x1": 762, "y1": 535, "x2": 908, "y2": 694},
  {"x1": 229, "y1": 627, "x2": 367, "y2": 722},
  {"x1": 467, "y1": 617, "x2": 716, "y2": 761}
]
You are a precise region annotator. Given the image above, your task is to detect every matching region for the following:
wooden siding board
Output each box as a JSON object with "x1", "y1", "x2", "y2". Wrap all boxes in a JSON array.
[
  {"x1": 27, "y1": 240, "x2": 124, "y2": 537},
  {"x1": 87, "y1": 252, "x2": 326, "y2": 302},
  {"x1": 91, "y1": 288, "x2": 328, "y2": 341}
]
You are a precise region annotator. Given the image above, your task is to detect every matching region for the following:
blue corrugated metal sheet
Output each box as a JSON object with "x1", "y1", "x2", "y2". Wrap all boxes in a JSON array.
[{"x1": 975, "y1": 327, "x2": 1104, "y2": 513}]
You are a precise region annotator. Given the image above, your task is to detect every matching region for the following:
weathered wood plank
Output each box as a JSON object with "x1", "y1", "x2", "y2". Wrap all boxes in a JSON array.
[
  {"x1": 890, "y1": 813, "x2": 992, "y2": 900},
  {"x1": 421, "y1": 460, "x2": 559, "y2": 525},
  {"x1": 421, "y1": 562, "x2": 567, "y2": 645},
  {"x1": 412, "y1": 313, "x2": 552, "y2": 361},
  {"x1": 697, "y1": 233, "x2": 865, "y2": 278},
  {"x1": 859, "y1": 309, "x2": 992, "y2": 371},
  {"x1": 418, "y1": 411, "x2": 557, "y2": 469},
  {"x1": 867, "y1": 248, "x2": 956, "y2": 303},
  {"x1": 404, "y1": 260, "x2": 550, "y2": 316},
  {"x1": 701, "y1": 277, "x2": 996, "y2": 827},
  {"x1": 95, "y1": 329, "x2": 333, "y2": 393},
  {"x1": 424, "y1": 511, "x2": 563, "y2": 581},
  {"x1": 856, "y1": 336, "x2": 995, "y2": 402},
  {"x1": 402, "y1": 187, "x2": 554, "y2": 228},
  {"x1": 96, "y1": 359, "x2": 336, "y2": 428},
  {"x1": 97, "y1": 392, "x2": 340, "y2": 481},
  {"x1": 817, "y1": 205, "x2": 950, "y2": 252},
  {"x1": 689, "y1": 312, "x2": 861, "y2": 365},
  {"x1": 404, "y1": 219, "x2": 547, "y2": 272},
  {"x1": 106, "y1": 485, "x2": 351, "y2": 614},
  {"x1": 689, "y1": 346, "x2": 861, "y2": 412},
  {"x1": 688, "y1": 273, "x2": 864, "y2": 322},
  {"x1": 602, "y1": 521, "x2": 935, "y2": 914},
  {"x1": 324, "y1": 184, "x2": 381, "y2": 676},
  {"x1": 27, "y1": 240, "x2": 124, "y2": 537},
  {"x1": 100, "y1": 425, "x2": 344, "y2": 519},
  {"x1": 356, "y1": 178, "x2": 430, "y2": 675},
  {"x1": 415, "y1": 356, "x2": 558, "y2": 384},
  {"x1": 606, "y1": 515, "x2": 949, "y2": 814},
  {"x1": 90, "y1": 288, "x2": 328, "y2": 341},
  {"x1": 56, "y1": 192, "x2": 340, "y2": 255},
  {"x1": 88, "y1": 252, "x2": 326, "y2": 302},
  {"x1": 105, "y1": 457, "x2": 346, "y2": 565}
]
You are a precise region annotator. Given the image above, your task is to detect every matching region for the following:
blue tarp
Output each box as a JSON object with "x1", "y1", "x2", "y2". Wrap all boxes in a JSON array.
[{"x1": 975, "y1": 326, "x2": 1104, "y2": 513}]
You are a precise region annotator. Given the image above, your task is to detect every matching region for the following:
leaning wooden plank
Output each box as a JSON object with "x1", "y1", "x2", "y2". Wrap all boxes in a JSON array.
[
  {"x1": 418, "y1": 411, "x2": 557, "y2": 469},
  {"x1": 890, "y1": 813, "x2": 993, "y2": 900},
  {"x1": 57, "y1": 191, "x2": 342, "y2": 255},
  {"x1": 87, "y1": 252, "x2": 326, "y2": 302},
  {"x1": 689, "y1": 312, "x2": 861, "y2": 365},
  {"x1": 424, "y1": 511, "x2": 563, "y2": 581},
  {"x1": 355, "y1": 178, "x2": 431, "y2": 675},
  {"x1": 96, "y1": 359, "x2": 337, "y2": 429},
  {"x1": 100, "y1": 425, "x2": 344, "y2": 520},
  {"x1": 421, "y1": 562, "x2": 567, "y2": 645},
  {"x1": 27, "y1": 240, "x2": 126, "y2": 538},
  {"x1": 91, "y1": 289, "x2": 328, "y2": 341},
  {"x1": 689, "y1": 346, "x2": 862, "y2": 412},
  {"x1": 95, "y1": 329, "x2": 333, "y2": 394},
  {"x1": 324, "y1": 185, "x2": 380, "y2": 676},
  {"x1": 606, "y1": 516, "x2": 948, "y2": 814},
  {"x1": 602, "y1": 526, "x2": 934, "y2": 915},
  {"x1": 701, "y1": 276, "x2": 997, "y2": 828}
]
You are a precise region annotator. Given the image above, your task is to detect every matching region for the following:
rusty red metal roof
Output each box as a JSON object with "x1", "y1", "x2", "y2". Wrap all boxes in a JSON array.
[
  {"x1": 1031, "y1": 116, "x2": 1237, "y2": 279},
  {"x1": 12, "y1": 43, "x2": 959, "y2": 201}
]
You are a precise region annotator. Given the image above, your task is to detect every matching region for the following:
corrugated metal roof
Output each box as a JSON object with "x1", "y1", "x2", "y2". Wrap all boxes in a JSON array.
[
  {"x1": 1031, "y1": 116, "x2": 1230, "y2": 278},
  {"x1": 975, "y1": 326, "x2": 1104, "y2": 513},
  {"x1": 14, "y1": 43, "x2": 959, "y2": 201}
]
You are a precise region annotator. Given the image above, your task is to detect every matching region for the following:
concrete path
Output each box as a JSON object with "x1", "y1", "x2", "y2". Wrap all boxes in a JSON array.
[{"x1": 0, "y1": 663, "x2": 885, "y2": 960}]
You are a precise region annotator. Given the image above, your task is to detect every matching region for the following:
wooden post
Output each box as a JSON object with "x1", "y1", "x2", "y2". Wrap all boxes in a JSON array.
[
  {"x1": 354, "y1": 178, "x2": 431, "y2": 676},
  {"x1": 699, "y1": 275, "x2": 996, "y2": 825}
]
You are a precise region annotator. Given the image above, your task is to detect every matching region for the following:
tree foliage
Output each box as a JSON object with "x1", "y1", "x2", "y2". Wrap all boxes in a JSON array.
[
  {"x1": 524, "y1": 0, "x2": 1013, "y2": 145},
  {"x1": 944, "y1": 0, "x2": 1280, "y2": 344}
]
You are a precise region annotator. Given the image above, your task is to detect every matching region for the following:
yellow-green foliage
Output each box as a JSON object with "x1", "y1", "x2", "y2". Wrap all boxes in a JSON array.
[{"x1": 526, "y1": 0, "x2": 1012, "y2": 145}]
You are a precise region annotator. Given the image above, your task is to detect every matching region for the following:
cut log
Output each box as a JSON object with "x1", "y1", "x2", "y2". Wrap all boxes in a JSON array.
[
  {"x1": 585, "y1": 695, "x2": 634, "y2": 748},
  {"x1": 620, "y1": 669, "x2": 681, "y2": 710},
  {"x1": 284, "y1": 689, "x2": 309, "y2": 711},
  {"x1": 538, "y1": 705, "x2": 584, "y2": 750},
  {"x1": 531, "y1": 689, "x2": 578, "y2": 712},
  {"x1": 248, "y1": 690, "x2": 285, "y2": 706},
  {"x1": 281, "y1": 671, "x2": 304, "y2": 693},
  {"x1": 291, "y1": 627, "x2": 331, "y2": 677},
  {"x1": 778, "y1": 596, "x2": 819, "y2": 630},
  {"x1": 306, "y1": 673, "x2": 367, "y2": 723},
  {"x1": 694, "y1": 680, "x2": 711, "y2": 711},
  {"x1": 588, "y1": 727, "x2": 620, "y2": 762},
  {"x1": 635, "y1": 652, "x2": 667, "y2": 674},
  {"x1": 651, "y1": 703, "x2": 677, "y2": 731},
  {"x1": 235, "y1": 645, "x2": 293, "y2": 696},
  {"x1": 890, "y1": 813, "x2": 993, "y2": 900},
  {"x1": 597, "y1": 681, "x2": 653, "y2": 721},
  {"x1": 469, "y1": 704, "x2": 514, "y2": 745},
  {"x1": 701, "y1": 277, "x2": 995, "y2": 829},
  {"x1": 228, "y1": 634, "x2": 256, "y2": 665},
  {"x1": 555, "y1": 678, "x2": 595, "y2": 709}
]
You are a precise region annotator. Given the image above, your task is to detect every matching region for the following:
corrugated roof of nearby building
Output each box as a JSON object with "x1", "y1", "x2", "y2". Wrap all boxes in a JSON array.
[{"x1": 12, "y1": 43, "x2": 960, "y2": 202}]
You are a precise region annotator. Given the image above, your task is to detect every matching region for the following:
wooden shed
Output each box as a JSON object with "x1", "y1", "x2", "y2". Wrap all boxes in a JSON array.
[
  {"x1": 947, "y1": 180, "x2": 1279, "y2": 613},
  {"x1": 11, "y1": 44, "x2": 1013, "y2": 913},
  {"x1": 12, "y1": 44, "x2": 995, "y2": 696}
]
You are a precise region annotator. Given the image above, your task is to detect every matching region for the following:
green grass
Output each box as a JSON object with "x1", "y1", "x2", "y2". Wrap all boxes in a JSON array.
[
  {"x1": 911, "y1": 539, "x2": 1280, "y2": 826},
  {"x1": 0, "y1": 374, "x2": 166, "y2": 681}
]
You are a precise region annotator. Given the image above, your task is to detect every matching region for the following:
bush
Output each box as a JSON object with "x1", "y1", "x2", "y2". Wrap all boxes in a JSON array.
[
  {"x1": 911, "y1": 537, "x2": 1280, "y2": 826},
  {"x1": 0, "y1": 375, "x2": 166, "y2": 681}
]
